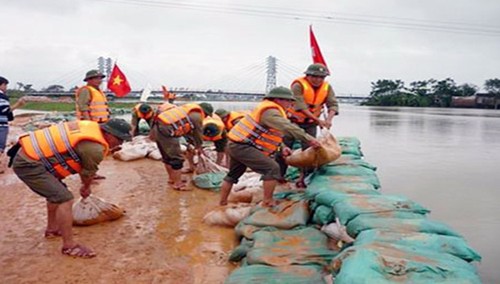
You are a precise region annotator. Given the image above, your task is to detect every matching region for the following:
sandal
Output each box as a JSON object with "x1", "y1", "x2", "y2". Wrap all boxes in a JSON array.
[
  {"x1": 61, "y1": 244, "x2": 96, "y2": 258},
  {"x1": 44, "y1": 230, "x2": 62, "y2": 239},
  {"x1": 171, "y1": 182, "x2": 192, "y2": 191}
]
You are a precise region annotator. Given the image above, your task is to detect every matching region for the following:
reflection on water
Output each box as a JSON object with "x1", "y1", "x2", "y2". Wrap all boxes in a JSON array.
[{"x1": 334, "y1": 105, "x2": 500, "y2": 283}]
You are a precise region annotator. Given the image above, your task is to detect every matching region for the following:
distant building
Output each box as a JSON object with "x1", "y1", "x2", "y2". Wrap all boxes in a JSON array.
[{"x1": 451, "y1": 93, "x2": 499, "y2": 109}]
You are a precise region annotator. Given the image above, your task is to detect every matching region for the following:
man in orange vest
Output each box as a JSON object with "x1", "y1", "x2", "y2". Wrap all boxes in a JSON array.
[
  {"x1": 214, "y1": 109, "x2": 247, "y2": 131},
  {"x1": 151, "y1": 102, "x2": 213, "y2": 190},
  {"x1": 219, "y1": 87, "x2": 320, "y2": 207},
  {"x1": 202, "y1": 113, "x2": 227, "y2": 165},
  {"x1": 75, "y1": 70, "x2": 110, "y2": 123},
  {"x1": 278, "y1": 63, "x2": 339, "y2": 187},
  {"x1": 130, "y1": 103, "x2": 155, "y2": 136},
  {"x1": 10, "y1": 118, "x2": 131, "y2": 258}
]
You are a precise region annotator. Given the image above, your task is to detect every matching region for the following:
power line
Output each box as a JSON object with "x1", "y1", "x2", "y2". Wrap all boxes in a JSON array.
[{"x1": 92, "y1": 0, "x2": 500, "y2": 36}]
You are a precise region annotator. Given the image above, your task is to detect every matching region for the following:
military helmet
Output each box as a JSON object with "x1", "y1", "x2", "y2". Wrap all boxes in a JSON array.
[
  {"x1": 84, "y1": 70, "x2": 106, "y2": 82},
  {"x1": 199, "y1": 102, "x2": 214, "y2": 116},
  {"x1": 214, "y1": 108, "x2": 229, "y2": 119},
  {"x1": 138, "y1": 103, "x2": 152, "y2": 114},
  {"x1": 264, "y1": 86, "x2": 296, "y2": 101},
  {"x1": 304, "y1": 63, "x2": 329, "y2": 77},
  {"x1": 101, "y1": 118, "x2": 132, "y2": 141}
]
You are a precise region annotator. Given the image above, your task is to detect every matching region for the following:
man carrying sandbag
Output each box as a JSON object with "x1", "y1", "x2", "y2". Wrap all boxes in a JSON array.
[
  {"x1": 219, "y1": 87, "x2": 320, "y2": 207},
  {"x1": 150, "y1": 102, "x2": 213, "y2": 190},
  {"x1": 277, "y1": 63, "x2": 339, "y2": 188},
  {"x1": 130, "y1": 103, "x2": 155, "y2": 137},
  {"x1": 9, "y1": 118, "x2": 131, "y2": 258}
]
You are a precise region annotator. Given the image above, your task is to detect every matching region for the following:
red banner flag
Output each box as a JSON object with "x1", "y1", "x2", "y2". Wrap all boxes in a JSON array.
[
  {"x1": 107, "y1": 64, "x2": 131, "y2": 97},
  {"x1": 310, "y1": 25, "x2": 328, "y2": 69}
]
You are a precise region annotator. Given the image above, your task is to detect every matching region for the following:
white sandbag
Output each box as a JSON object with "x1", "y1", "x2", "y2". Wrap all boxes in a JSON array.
[
  {"x1": 147, "y1": 149, "x2": 162, "y2": 160},
  {"x1": 233, "y1": 172, "x2": 262, "y2": 192},
  {"x1": 72, "y1": 195, "x2": 125, "y2": 226},
  {"x1": 286, "y1": 130, "x2": 341, "y2": 168},
  {"x1": 228, "y1": 187, "x2": 263, "y2": 204},
  {"x1": 113, "y1": 136, "x2": 160, "y2": 161},
  {"x1": 203, "y1": 203, "x2": 252, "y2": 227},
  {"x1": 195, "y1": 154, "x2": 228, "y2": 174},
  {"x1": 113, "y1": 143, "x2": 150, "y2": 161},
  {"x1": 321, "y1": 218, "x2": 355, "y2": 243}
]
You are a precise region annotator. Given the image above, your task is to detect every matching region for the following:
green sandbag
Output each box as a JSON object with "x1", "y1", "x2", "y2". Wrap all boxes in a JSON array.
[
  {"x1": 311, "y1": 172, "x2": 381, "y2": 189},
  {"x1": 332, "y1": 194, "x2": 430, "y2": 225},
  {"x1": 333, "y1": 243, "x2": 481, "y2": 284},
  {"x1": 246, "y1": 227, "x2": 338, "y2": 268},
  {"x1": 320, "y1": 164, "x2": 377, "y2": 177},
  {"x1": 305, "y1": 178, "x2": 378, "y2": 200},
  {"x1": 285, "y1": 166, "x2": 300, "y2": 181},
  {"x1": 311, "y1": 205, "x2": 335, "y2": 225},
  {"x1": 314, "y1": 190, "x2": 380, "y2": 207},
  {"x1": 241, "y1": 199, "x2": 310, "y2": 230},
  {"x1": 338, "y1": 137, "x2": 361, "y2": 147},
  {"x1": 330, "y1": 156, "x2": 377, "y2": 170},
  {"x1": 192, "y1": 172, "x2": 226, "y2": 190},
  {"x1": 225, "y1": 264, "x2": 327, "y2": 284},
  {"x1": 346, "y1": 215, "x2": 461, "y2": 238},
  {"x1": 355, "y1": 230, "x2": 482, "y2": 262}
]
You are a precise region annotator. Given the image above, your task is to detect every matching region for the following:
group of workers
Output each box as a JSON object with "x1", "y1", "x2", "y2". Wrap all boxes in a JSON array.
[{"x1": 0, "y1": 62, "x2": 338, "y2": 258}]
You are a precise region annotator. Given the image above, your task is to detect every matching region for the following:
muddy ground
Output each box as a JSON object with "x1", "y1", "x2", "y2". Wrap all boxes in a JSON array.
[{"x1": 0, "y1": 115, "x2": 239, "y2": 283}]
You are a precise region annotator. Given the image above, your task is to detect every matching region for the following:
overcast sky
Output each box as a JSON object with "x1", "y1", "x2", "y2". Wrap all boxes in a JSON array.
[{"x1": 1, "y1": 0, "x2": 499, "y2": 95}]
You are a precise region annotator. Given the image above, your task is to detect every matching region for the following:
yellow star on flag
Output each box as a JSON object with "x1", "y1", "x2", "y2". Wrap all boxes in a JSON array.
[{"x1": 113, "y1": 75, "x2": 124, "y2": 86}]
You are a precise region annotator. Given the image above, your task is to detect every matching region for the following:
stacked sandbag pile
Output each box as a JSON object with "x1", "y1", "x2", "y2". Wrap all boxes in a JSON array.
[
  {"x1": 225, "y1": 137, "x2": 482, "y2": 283},
  {"x1": 226, "y1": 193, "x2": 338, "y2": 283},
  {"x1": 72, "y1": 195, "x2": 125, "y2": 226}
]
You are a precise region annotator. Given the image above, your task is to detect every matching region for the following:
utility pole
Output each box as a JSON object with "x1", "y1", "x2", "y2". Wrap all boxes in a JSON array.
[{"x1": 266, "y1": 56, "x2": 277, "y2": 93}]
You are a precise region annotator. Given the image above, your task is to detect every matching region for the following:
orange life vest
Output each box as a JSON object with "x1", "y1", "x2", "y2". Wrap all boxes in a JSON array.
[
  {"x1": 75, "y1": 85, "x2": 110, "y2": 123},
  {"x1": 224, "y1": 111, "x2": 246, "y2": 131},
  {"x1": 133, "y1": 104, "x2": 154, "y2": 120},
  {"x1": 19, "y1": 121, "x2": 109, "y2": 179},
  {"x1": 157, "y1": 102, "x2": 176, "y2": 113},
  {"x1": 287, "y1": 77, "x2": 330, "y2": 124},
  {"x1": 203, "y1": 114, "x2": 225, "y2": 141},
  {"x1": 156, "y1": 103, "x2": 205, "y2": 137},
  {"x1": 228, "y1": 100, "x2": 286, "y2": 156}
]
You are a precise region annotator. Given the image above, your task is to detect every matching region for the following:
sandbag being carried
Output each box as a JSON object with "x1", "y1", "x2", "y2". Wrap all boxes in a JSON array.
[
  {"x1": 285, "y1": 130, "x2": 341, "y2": 168},
  {"x1": 72, "y1": 195, "x2": 125, "y2": 226}
]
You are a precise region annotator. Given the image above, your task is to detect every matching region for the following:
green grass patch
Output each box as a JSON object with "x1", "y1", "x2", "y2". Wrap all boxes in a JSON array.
[{"x1": 12, "y1": 99, "x2": 137, "y2": 112}]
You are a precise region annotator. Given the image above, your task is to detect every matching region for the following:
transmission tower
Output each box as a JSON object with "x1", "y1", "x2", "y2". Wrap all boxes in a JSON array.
[
  {"x1": 105, "y1": 58, "x2": 113, "y2": 78},
  {"x1": 97, "y1": 57, "x2": 105, "y2": 74},
  {"x1": 266, "y1": 56, "x2": 277, "y2": 93}
]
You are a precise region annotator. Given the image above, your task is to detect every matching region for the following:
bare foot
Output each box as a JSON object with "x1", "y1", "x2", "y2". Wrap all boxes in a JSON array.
[
  {"x1": 93, "y1": 174, "x2": 106, "y2": 180},
  {"x1": 171, "y1": 182, "x2": 192, "y2": 191},
  {"x1": 44, "y1": 230, "x2": 62, "y2": 239},
  {"x1": 261, "y1": 199, "x2": 280, "y2": 208}
]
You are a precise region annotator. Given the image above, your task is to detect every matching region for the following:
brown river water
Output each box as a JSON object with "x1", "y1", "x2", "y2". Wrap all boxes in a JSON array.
[{"x1": 1, "y1": 104, "x2": 499, "y2": 283}]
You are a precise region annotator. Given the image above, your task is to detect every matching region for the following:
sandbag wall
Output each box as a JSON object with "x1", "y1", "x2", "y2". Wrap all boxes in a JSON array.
[{"x1": 226, "y1": 137, "x2": 482, "y2": 284}]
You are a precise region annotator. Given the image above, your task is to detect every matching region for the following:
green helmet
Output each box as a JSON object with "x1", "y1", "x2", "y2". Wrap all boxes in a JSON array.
[
  {"x1": 84, "y1": 70, "x2": 106, "y2": 82},
  {"x1": 214, "y1": 108, "x2": 229, "y2": 118},
  {"x1": 199, "y1": 102, "x2": 214, "y2": 116},
  {"x1": 138, "y1": 103, "x2": 152, "y2": 114},
  {"x1": 101, "y1": 118, "x2": 132, "y2": 141},
  {"x1": 264, "y1": 86, "x2": 296, "y2": 101},
  {"x1": 304, "y1": 63, "x2": 329, "y2": 77}
]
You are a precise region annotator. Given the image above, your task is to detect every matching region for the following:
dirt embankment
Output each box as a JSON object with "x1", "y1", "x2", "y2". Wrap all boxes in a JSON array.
[{"x1": 0, "y1": 157, "x2": 238, "y2": 283}]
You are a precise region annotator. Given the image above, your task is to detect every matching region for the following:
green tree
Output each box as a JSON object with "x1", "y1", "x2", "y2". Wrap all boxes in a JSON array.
[
  {"x1": 485, "y1": 78, "x2": 500, "y2": 94},
  {"x1": 429, "y1": 78, "x2": 459, "y2": 107},
  {"x1": 457, "y1": 83, "x2": 478, "y2": 97}
]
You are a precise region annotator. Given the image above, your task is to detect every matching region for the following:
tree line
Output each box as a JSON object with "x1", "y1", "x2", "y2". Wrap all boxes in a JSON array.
[{"x1": 362, "y1": 78, "x2": 500, "y2": 107}]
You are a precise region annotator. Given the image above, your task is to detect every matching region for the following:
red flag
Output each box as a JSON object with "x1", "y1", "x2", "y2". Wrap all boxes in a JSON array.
[
  {"x1": 309, "y1": 25, "x2": 329, "y2": 69},
  {"x1": 107, "y1": 64, "x2": 131, "y2": 97}
]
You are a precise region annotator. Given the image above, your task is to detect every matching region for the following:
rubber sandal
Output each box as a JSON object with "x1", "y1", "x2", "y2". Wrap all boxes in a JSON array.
[{"x1": 61, "y1": 244, "x2": 96, "y2": 258}]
